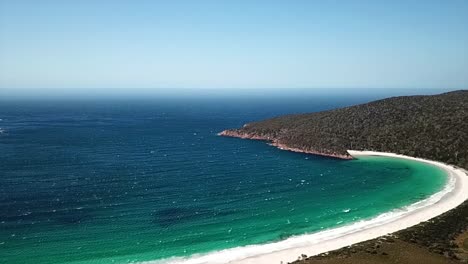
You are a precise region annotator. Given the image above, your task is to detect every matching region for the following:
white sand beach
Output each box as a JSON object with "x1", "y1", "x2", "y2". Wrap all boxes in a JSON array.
[
  {"x1": 231, "y1": 151, "x2": 468, "y2": 264},
  {"x1": 155, "y1": 151, "x2": 468, "y2": 264}
]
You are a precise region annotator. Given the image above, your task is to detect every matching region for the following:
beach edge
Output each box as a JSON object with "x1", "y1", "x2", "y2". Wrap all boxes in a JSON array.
[
  {"x1": 229, "y1": 150, "x2": 468, "y2": 264},
  {"x1": 150, "y1": 151, "x2": 468, "y2": 264}
]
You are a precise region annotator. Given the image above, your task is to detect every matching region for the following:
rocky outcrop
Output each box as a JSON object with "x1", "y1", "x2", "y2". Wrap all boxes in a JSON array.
[{"x1": 218, "y1": 130, "x2": 353, "y2": 160}]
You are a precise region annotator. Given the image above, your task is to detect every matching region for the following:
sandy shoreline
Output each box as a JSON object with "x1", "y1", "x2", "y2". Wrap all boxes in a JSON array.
[
  {"x1": 227, "y1": 151, "x2": 468, "y2": 264},
  {"x1": 155, "y1": 150, "x2": 468, "y2": 264}
]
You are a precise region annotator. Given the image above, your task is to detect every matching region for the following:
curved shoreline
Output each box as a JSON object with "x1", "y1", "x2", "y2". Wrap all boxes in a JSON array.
[{"x1": 151, "y1": 151, "x2": 468, "y2": 264}]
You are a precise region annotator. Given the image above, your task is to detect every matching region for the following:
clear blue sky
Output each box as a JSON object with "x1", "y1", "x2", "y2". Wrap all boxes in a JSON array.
[{"x1": 0, "y1": 0, "x2": 467, "y2": 94}]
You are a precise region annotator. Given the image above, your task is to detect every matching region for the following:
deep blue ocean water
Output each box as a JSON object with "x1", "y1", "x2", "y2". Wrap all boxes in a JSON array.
[{"x1": 0, "y1": 95, "x2": 446, "y2": 263}]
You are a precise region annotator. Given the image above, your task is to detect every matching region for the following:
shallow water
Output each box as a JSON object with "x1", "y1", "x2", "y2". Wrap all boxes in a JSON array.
[{"x1": 0, "y1": 97, "x2": 446, "y2": 263}]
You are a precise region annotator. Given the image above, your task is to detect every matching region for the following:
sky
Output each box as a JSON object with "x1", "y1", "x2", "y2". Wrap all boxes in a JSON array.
[{"x1": 0, "y1": 0, "x2": 467, "y2": 95}]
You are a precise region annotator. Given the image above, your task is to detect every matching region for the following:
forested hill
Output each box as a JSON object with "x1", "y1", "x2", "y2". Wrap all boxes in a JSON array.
[{"x1": 220, "y1": 90, "x2": 468, "y2": 168}]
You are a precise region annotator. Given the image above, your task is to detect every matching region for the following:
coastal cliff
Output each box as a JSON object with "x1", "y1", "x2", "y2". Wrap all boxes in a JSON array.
[{"x1": 219, "y1": 90, "x2": 468, "y2": 168}]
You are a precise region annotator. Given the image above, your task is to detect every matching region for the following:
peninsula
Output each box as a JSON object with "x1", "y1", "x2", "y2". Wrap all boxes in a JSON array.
[{"x1": 219, "y1": 90, "x2": 467, "y2": 168}]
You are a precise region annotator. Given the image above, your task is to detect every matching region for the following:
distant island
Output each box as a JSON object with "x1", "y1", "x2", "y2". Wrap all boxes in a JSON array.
[{"x1": 220, "y1": 90, "x2": 468, "y2": 263}]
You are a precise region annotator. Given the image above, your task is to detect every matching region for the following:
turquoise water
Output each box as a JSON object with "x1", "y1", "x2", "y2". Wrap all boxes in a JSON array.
[{"x1": 0, "y1": 98, "x2": 447, "y2": 263}]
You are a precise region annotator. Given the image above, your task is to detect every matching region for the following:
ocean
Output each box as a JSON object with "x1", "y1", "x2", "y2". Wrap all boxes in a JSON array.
[{"x1": 0, "y1": 95, "x2": 447, "y2": 263}]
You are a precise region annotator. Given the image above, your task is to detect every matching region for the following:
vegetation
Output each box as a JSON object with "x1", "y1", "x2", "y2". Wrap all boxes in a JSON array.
[{"x1": 224, "y1": 90, "x2": 468, "y2": 168}]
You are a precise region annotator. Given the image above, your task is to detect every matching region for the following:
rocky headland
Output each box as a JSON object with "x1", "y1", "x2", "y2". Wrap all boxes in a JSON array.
[
  {"x1": 218, "y1": 130, "x2": 353, "y2": 159},
  {"x1": 219, "y1": 90, "x2": 468, "y2": 168}
]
